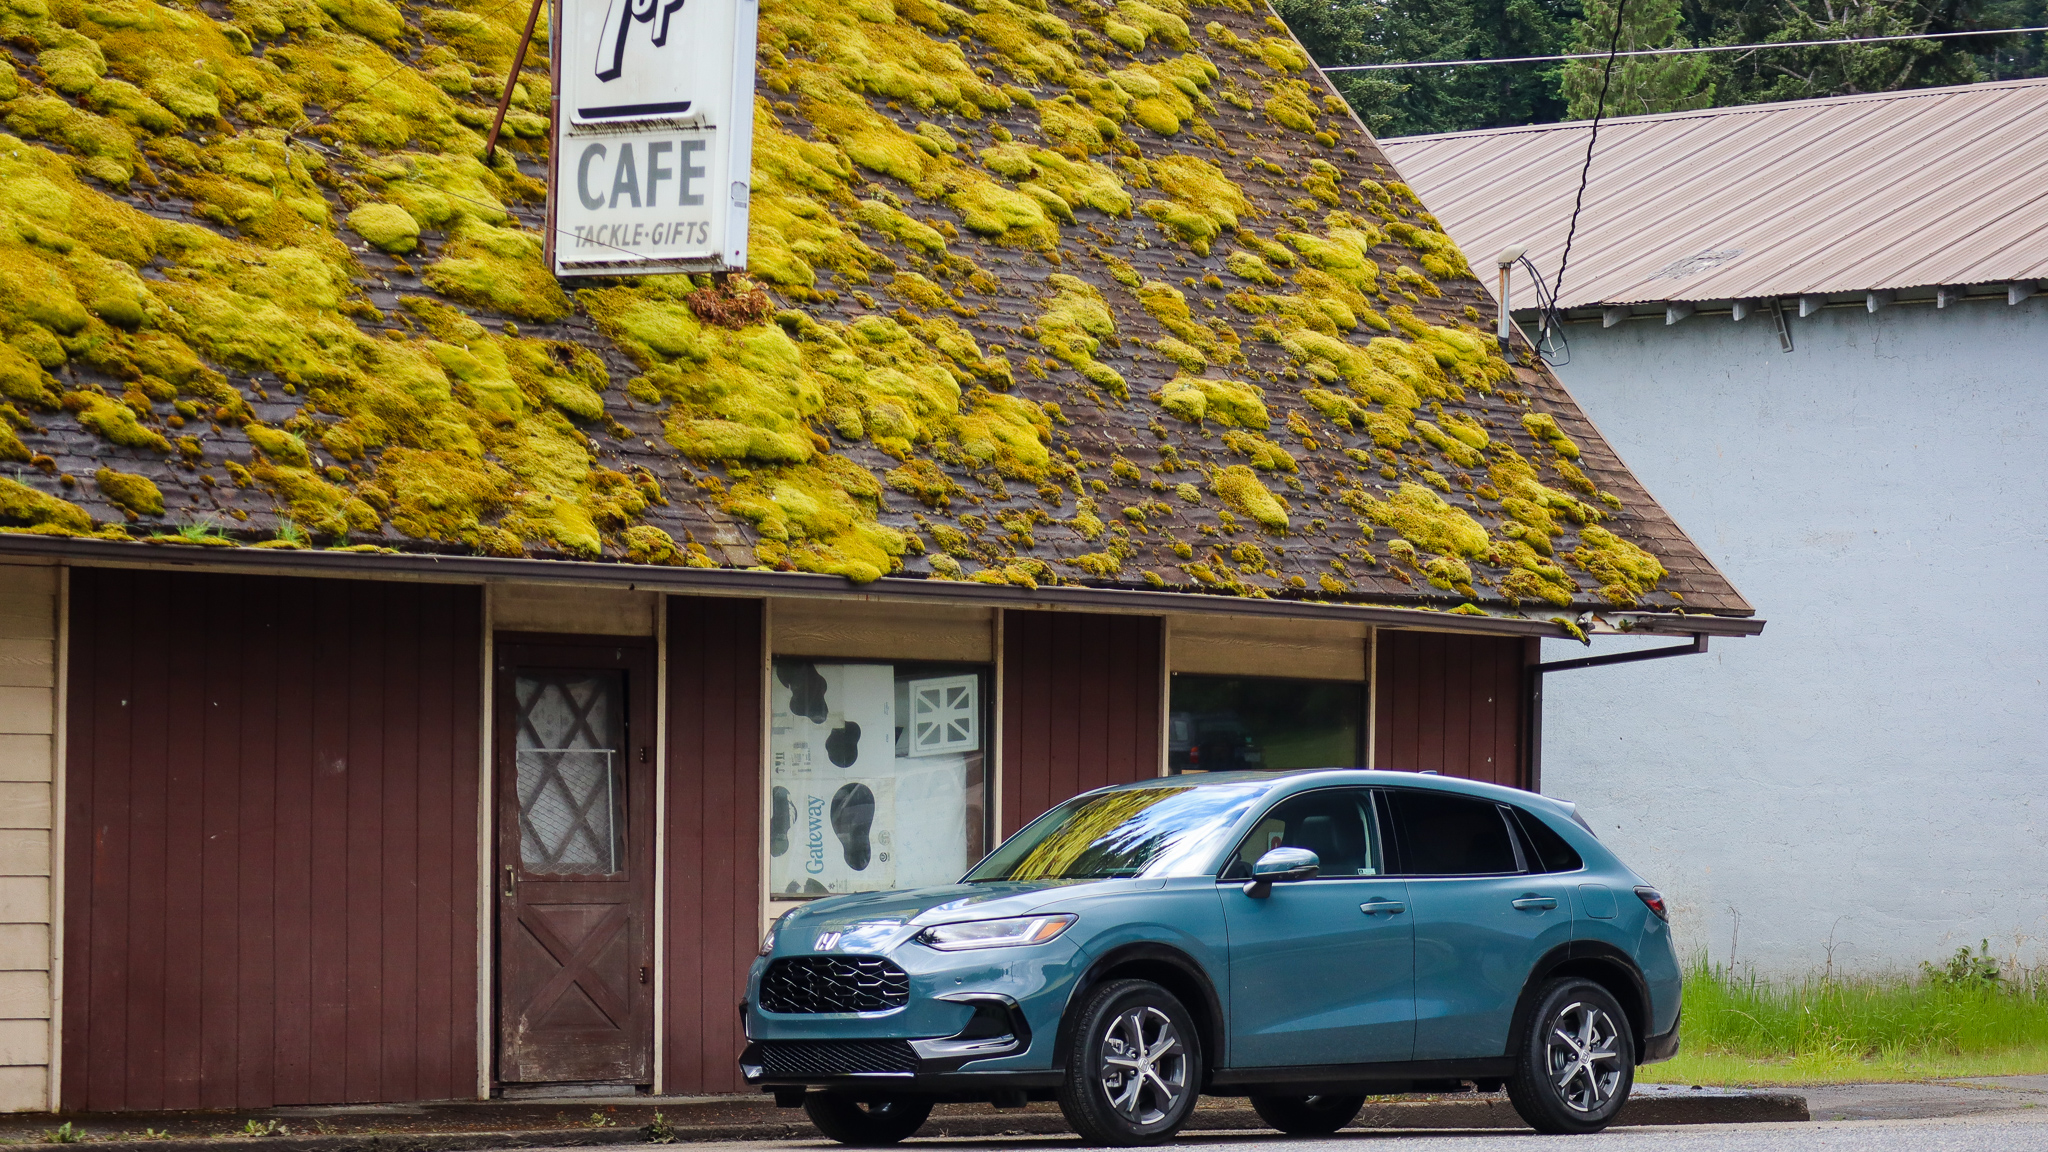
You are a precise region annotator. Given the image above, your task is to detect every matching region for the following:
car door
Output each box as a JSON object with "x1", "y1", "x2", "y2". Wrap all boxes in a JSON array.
[
  {"x1": 1220, "y1": 787, "x2": 1414, "y2": 1067},
  {"x1": 1384, "y1": 788, "x2": 1574, "y2": 1061}
]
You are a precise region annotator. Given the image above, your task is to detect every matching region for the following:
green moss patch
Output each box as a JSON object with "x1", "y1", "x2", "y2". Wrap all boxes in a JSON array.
[{"x1": 93, "y1": 466, "x2": 163, "y2": 517}]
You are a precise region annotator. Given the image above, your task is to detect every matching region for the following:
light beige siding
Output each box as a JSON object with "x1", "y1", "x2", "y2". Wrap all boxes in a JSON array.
[
  {"x1": 491, "y1": 582, "x2": 658, "y2": 635},
  {"x1": 0, "y1": 564, "x2": 55, "y2": 1111},
  {"x1": 1167, "y1": 614, "x2": 1370, "y2": 681},
  {"x1": 770, "y1": 598, "x2": 993, "y2": 661}
]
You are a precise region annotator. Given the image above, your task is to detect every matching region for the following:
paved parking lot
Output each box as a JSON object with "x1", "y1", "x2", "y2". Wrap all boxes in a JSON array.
[{"x1": 637, "y1": 1111, "x2": 2048, "y2": 1152}]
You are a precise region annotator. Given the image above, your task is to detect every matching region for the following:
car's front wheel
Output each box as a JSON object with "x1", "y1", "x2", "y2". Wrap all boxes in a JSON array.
[
  {"x1": 1056, "y1": 978, "x2": 1202, "y2": 1145},
  {"x1": 1249, "y1": 1093, "x2": 1366, "y2": 1133},
  {"x1": 1505, "y1": 977, "x2": 1636, "y2": 1134},
  {"x1": 801, "y1": 1093, "x2": 933, "y2": 1145}
]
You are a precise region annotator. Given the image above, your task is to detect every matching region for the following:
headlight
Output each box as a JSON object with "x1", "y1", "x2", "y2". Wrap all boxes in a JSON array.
[
  {"x1": 759, "y1": 912, "x2": 792, "y2": 956},
  {"x1": 915, "y1": 914, "x2": 1076, "y2": 951}
]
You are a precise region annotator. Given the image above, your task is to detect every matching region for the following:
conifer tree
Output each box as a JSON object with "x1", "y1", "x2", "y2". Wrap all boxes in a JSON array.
[{"x1": 1564, "y1": 0, "x2": 1715, "y2": 118}]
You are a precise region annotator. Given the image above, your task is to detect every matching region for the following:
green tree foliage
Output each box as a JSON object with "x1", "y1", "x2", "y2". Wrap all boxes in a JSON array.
[
  {"x1": 1286, "y1": 0, "x2": 2048, "y2": 135},
  {"x1": 1278, "y1": 0, "x2": 1581, "y2": 135},
  {"x1": 1564, "y1": 0, "x2": 1714, "y2": 117},
  {"x1": 1679, "y1": 0, "x2": 2013, "y2": 105}
]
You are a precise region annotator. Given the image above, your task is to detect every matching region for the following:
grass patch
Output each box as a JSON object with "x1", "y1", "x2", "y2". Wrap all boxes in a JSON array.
[{"x1": 1641, "y1": 945, "x2": 2048, "y2": 1086}]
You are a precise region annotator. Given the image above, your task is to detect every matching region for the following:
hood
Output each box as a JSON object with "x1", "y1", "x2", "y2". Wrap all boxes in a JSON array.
[
  {"x1": 779, "y1": 882, "x2": 1060, "y2": 936},
  {"x1": 769, "y1": 879, "x2": 1154, "y2": 953}
]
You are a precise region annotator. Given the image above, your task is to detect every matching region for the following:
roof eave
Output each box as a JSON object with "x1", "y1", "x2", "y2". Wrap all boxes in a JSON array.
[
  {"x1": 0, "y1": 533, "x2": 1761, "y2": 639},
  {"x1": 1515, "y1": 279, "x2": 2040, "y2": 325}
]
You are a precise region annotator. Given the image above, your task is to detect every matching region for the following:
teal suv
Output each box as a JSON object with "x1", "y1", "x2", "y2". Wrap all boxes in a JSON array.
[{"x1": 740, "y1": 770, "x2": 1679, "y2": 1144}]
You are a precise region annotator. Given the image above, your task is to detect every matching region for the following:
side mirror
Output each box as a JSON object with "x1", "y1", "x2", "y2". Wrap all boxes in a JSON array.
[{"x1": 1244, "y1": 847, "x2": 1318, "y2": 897}]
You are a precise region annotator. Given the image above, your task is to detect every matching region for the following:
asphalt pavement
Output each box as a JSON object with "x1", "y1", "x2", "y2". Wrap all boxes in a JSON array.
[
  {"x1": 619, "y1": 1111, "x2": 2048, "y2": 1152},
  {"x1": 1796, "y1": 1073, "x2": 2048, "y2": 1120}
]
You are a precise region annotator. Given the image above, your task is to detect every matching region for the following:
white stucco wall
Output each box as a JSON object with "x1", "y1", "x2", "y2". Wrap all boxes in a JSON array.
[{"x1": 1535, "y1": 296, "x2": 2048, "y2": 976}]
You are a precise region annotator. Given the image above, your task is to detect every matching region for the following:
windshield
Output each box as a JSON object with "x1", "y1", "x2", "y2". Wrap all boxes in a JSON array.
[{"x1": 964, "y1": 783, "x2": 1269, "y2": 882}]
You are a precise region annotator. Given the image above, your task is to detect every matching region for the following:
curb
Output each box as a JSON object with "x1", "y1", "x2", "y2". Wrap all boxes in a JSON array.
[{"x1": 32, "y1": 1090, "x2": 1808, "y2": 1151}]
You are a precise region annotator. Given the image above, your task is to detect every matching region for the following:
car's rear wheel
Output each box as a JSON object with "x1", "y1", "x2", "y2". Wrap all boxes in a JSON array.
[
  {"x1": 1506, "y1": 977, "x2": 1635, "y2": 1134},
  {"x1": 1057, "y1": 978, "x2": 1202, "y2": 1145},
  {"x1": 1249, "y1": 1093, "x2": 1366, "y2": 1134},
  {"x1": 802, "y1": 1093, "x2": 933, "y2": 1145}
]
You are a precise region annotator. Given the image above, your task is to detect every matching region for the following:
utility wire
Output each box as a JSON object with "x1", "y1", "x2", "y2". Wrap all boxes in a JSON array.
[
  {"x1": 1545, "y1": 0, "x2": 1631, "y2": 357},
  {"x1": 1322, "y1": 24, "x2": 2048, "y2": 71}
]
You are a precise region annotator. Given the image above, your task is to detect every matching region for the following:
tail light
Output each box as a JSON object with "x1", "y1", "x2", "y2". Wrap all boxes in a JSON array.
[{"x1": 1635, "y1": 887, "x2": 1668, "y2": 921}]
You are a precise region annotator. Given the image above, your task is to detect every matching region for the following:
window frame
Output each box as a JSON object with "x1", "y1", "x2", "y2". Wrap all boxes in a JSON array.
[
  {"x1": 1376, "y1": 787, "x2": 1531, "y2": 879},
  {"x1": 1214, "y1": 785, "x2": 1386, "y2": 882},
  {"x1": 1167, "y1": 672, "x2": 1368, "y2": 775}
]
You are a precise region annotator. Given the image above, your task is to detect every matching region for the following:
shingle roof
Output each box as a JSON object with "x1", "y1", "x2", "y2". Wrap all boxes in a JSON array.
[
  {"x1": 1381, "y1": 78, "x2": 2048, "y2": 311},
  {"x1": 0, "y1": 0, "x2": 1753, "y2": 622}
]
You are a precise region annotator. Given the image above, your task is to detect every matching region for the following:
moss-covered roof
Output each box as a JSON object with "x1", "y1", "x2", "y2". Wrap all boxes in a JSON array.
[{"x1": 0, "y1": 0, "x2": 1752, "y2": 621}]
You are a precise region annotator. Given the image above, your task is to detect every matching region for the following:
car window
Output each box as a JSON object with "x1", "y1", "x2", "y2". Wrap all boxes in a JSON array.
[
  {"x1": 965, "y1": 783, "x2": 1268, "y2": 882},
  {"x1": 1385, "y1": 790, "x2": 1522, "y2": 876},
  {"x1": 1220, "y1": 789, "x2": 1381, "y2": 879},
  {"x1": 1510, "y1": 807, "x2": 1584, "y2": 873}
]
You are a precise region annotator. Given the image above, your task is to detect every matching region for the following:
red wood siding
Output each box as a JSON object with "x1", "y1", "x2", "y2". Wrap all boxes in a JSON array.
[
  {"x1": 661, "y1": 597, "x2": 763, "y2": 1095},
  {"x1": 999, "y1": 612, "x2": 1163, "y2": 837},
  {"x1": 1373, "y1": 631, "x2": 1534, "y2": 787},
  {"x1": 62, "y1": 570, "x2": 482, "y2": 1111}
]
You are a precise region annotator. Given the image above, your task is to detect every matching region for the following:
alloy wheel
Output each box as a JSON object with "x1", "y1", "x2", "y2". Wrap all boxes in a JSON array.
[
  {"x1": 1545, "y1": 1000, "x2": 1623, "y2": 1113},
  {"x1": 1096, "y1": 1005, "x2": 1189, "y2": 1126}
]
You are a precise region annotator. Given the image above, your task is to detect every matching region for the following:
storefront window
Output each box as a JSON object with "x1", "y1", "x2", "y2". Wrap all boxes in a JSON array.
[
  {"x1": 769, "y1": 660, "x2": 989, "y2": 896},
  {"x1": 1168, "y1": 674, "x2": 1364, "y2": 774}
]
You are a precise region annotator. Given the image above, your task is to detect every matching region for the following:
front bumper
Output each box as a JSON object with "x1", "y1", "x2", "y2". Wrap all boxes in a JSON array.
[
  {"x1": 741, "y1": 997, "x2": 1062, "y2": 1097},
  {"x1": 738, "y1": 1033, "x2": 1064, "y2": 1095},
  {"x1": 743, "y1": 929, "x2": 1088, "y2": 1094}
]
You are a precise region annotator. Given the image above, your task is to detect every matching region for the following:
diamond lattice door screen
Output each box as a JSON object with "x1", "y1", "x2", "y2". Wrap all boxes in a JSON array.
[{"x1": 515, "y1": 673, "x2": 624, "y2": 875}]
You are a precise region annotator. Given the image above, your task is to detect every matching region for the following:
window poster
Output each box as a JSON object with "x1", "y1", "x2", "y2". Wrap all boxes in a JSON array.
[{"x1": 769, "y1": 661, "x2": 981, "y2": 896}]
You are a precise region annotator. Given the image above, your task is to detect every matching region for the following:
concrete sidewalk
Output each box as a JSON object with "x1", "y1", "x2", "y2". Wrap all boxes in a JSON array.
[{"x1": 0, "y1": 1087, "x2": 1807, "y2": 1151}]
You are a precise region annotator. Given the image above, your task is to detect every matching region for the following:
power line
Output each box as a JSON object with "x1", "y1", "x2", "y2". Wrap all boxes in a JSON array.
[
  {"x1": 1546, "y1": 0, "x2": 1630, "y2": 360},
  {"x1": 1322, "y1": 24, "x2": 2048, "y2": 71}
]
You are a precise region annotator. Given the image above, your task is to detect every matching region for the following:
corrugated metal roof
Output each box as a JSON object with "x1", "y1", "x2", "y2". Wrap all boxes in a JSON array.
[{"x1": 1380, "y1": 78, "x2": 2048, "y2": 310}]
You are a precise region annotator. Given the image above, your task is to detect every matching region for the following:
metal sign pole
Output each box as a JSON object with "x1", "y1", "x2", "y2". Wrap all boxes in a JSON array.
[
  {"x1": 484, "y1": 0, "x2": 548, "y2": 166},
  {"x1": 543, "y1": 0, "x2": 561, "y2": 272}
]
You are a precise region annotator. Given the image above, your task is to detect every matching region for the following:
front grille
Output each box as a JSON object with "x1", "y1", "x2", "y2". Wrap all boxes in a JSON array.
[
  {"x1": 761, "y1": 956, "x2": 910, "y2": 1013},
  {"x1": 755, "y1": 1039, "x2": 918, "y2": 1076}
]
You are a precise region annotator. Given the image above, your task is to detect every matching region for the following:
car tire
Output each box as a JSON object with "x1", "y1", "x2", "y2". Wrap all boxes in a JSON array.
[
  {"x1": 801, "y1": 1093, "x2": 934, "y2": 1145},
  {"x1": 1505, "y1": 977, "x2": 1636, "y2": 1134},
  {"x1": 1249, "y1": 1094, "x2": 1366, "y2": 1134},
  {"x1": 1056, "y1": 978, "x2": 1203, "y2": 1146}
]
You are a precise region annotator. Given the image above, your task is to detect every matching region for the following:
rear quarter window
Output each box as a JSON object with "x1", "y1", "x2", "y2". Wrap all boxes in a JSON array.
[{"x1": 1511, "y1": 808, "x2": 1585, "y2": 873}]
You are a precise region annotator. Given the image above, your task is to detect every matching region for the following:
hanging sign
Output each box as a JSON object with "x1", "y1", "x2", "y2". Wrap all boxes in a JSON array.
[{"x1": 548, "y1": 0, "x2": 758, "y2": 275}]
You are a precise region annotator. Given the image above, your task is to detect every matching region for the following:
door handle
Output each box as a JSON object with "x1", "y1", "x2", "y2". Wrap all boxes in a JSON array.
[
  {"x1": 1512, "y1": 896, "x2": 1557, "y2": 911},
  {"x1": 1359, "y1": 900, "x2": 1406, "y2": 915},
  {"x1": 504, "y1": 865, "x2": 516, "y2": 897}
]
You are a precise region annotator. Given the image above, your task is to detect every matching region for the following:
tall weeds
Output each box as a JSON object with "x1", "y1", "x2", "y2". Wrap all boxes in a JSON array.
[{"x1": 1680, "y1": 943, "x2": 2048, "y2": 1065}]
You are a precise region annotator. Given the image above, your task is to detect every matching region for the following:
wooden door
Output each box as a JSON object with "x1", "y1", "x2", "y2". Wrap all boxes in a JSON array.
[{"x1": 495, "y1": 636, "x2": 656, "y2": 1086}]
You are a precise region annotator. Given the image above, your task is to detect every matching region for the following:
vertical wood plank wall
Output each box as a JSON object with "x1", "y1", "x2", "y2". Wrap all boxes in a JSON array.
[
  {"x1": 1373, "y1": 630, "x2": 1534, "y2": 788},
  {"x1": 0, "y1": 563, "x2": 57, "y2": 1111},
  {"x1": 661, "y1": 597, "x2": 762, "y2": 1095},
  {"x1": 62, "y1": 570, "x2": 482, "y2": 1111},
  {"x1": 999, "y1": 612, "x2": 1163, "y2": 837}
]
